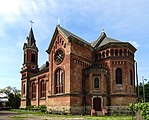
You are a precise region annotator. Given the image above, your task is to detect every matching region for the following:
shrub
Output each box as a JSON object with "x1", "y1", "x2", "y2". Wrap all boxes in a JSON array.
[
  {"x1": 26, "y1": 105, "x2": 35, "y2": 111},
  {"x1": 39, "y1": 105, "x2": 47, "y2": 112},
  {"x1": 129, "y1": 103, "x2": 149, "y2": 120}
]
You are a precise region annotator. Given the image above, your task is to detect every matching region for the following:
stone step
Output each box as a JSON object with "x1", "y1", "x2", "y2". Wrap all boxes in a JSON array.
[{"x1": 96, "y1": 111, "x2": 103, "y2": 116}]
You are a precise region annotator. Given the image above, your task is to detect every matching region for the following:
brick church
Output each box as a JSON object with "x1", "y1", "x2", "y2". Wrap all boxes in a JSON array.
[{"x1": 20, "y1": 25, "x2": 136, "y2": 114}]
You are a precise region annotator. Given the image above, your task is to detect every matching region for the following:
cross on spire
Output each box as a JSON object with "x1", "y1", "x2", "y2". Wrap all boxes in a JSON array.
[{"x1": 29, "y1": 20, "x2": 34, "y2": 28}]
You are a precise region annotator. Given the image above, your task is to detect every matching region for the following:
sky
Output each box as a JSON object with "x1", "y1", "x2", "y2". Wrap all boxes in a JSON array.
[{"x1": 0, "y1": 0, "x2": 149, "y2": 90}]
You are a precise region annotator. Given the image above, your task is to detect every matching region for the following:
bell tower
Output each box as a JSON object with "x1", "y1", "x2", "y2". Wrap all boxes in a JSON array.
[
  {"x1": 20, "y1": 27, "x2": 39, "y2": 108},
  {"x1": 22, "y1": 27, "x2": 39, "y2": 72}
]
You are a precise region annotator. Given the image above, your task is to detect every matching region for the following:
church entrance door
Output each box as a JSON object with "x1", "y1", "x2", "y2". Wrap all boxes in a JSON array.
[{"x1": 93, "y1": 97, "x2": 102, "y2": 111}]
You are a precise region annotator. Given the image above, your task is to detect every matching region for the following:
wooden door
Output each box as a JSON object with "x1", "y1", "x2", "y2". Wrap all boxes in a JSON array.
[{"x1": 93, "y1": 97, "x2": 101, "y2": 111}]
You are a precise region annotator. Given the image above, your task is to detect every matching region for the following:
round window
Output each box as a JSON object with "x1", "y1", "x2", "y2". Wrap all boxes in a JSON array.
[{"x1": 54, "y1": 49, "x2": 64, "y2": 64}]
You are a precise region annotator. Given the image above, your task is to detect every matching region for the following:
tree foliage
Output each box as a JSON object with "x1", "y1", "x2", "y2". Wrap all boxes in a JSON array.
[
  {"x1": 136, "y1": 81, "x2": 149, "y2": 102},
  {"x1": 129, "y1": 103, "x2": 149, "y2": 120},
  {"x1": 0, "y1": 86, "x2": 21, "y2": 109}
]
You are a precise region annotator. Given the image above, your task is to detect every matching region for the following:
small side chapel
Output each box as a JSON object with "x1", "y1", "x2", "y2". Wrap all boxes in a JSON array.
[{"x1": 20, "y1": 25, "x2": 136, "y2": 114}]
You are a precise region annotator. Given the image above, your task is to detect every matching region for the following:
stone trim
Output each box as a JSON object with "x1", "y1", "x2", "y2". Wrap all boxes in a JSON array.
[
  {"x1": 48, "y1": 93, "x2": 81, "y2": 98},
  {"x1": 110, "y1": 94, "x2": 136, "y2": 97}
]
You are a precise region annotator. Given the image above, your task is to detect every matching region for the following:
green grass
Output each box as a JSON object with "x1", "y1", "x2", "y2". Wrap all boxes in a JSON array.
[
  {"x1": 10, "y1": 109, "x2": 135, "y2": 120},
  {"x1": 85, "y1": 115, "x2": 135, "y2": 120}
]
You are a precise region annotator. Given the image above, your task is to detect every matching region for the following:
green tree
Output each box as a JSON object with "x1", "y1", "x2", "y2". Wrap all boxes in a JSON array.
[
  {"x1": 136, "y1": 82, "x2": 149, "y2": 102},
  {"x1": 0, "y1": 86, "x2": 21, "y2": 108}
]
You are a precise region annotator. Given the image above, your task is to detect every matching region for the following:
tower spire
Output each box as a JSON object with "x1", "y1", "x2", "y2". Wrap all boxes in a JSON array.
[
  {"x1": 28, "y1": 28, "x2": 35, "y2": 45},
  {"x1": 23, "y1": 26, "x2": 38, "y2": 51}
]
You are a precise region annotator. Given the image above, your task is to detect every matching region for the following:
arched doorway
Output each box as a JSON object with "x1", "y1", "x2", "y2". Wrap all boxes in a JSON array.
[{"x1": 93, "y1": 97, "x2": 102, "y2": 111}]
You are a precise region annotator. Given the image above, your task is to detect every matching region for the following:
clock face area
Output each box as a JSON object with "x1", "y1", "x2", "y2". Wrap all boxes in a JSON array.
[{"x1": 54, "y1": 49, "x2": 65, "y2": 65}]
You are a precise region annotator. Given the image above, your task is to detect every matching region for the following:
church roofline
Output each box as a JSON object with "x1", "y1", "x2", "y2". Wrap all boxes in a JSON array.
[
  {"x1": 57, "y1": 25, "x2": 91, "y2": 46},
  {"x1": 95, "y1": 42, "x2": 137, "y2": 52},
  {"x1": 46, "y1": 25, "x2": 93, "y2": 54},
  {"x1": 46, "y1": 25, "x2": 136, "y2": 53}
]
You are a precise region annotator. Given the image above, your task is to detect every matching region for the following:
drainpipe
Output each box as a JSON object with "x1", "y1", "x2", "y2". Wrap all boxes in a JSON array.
[
  {"x1": 106, "y1": 73, "x2": 111, "y2": 106},
  {"x1": 26, "y1": 78, "x2": 31, "y2": 106},
  {"x1": 82, "y1": 69, "x2": 86, "y2": 115}
]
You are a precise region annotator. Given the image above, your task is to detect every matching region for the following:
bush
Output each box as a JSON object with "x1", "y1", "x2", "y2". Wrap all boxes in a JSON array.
[
  {"x1": 129, "y1": 103, "x2": 149, "y2": 120},
  {"x1": 26, "y1": 105, "x2": 35, "y2": 111},
  {"x1": 39, "y1": 105, "x2": 47, "y2": 112},
  {"x1": 25, "y1": 105, "x2": 47, "y2": 112}
]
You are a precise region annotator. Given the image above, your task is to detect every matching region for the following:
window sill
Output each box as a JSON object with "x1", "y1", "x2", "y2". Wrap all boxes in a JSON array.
[
  {"x1": 31, "y1": 98, "x2": 36, "y2": 100},
  {"x1": 40, "y1": 97, "x2": 46, "y2": 100},
  {"x1": 93, "y1": 89, "x2": 100, "y2": 92},
  {"x1": 116, "y1": 84, "x2": 122, "y2": 86},
  {"x1": 55, "y1": 93, "x2": 64, "y2": 95},
  {"x1": 48, "y1": 93, "x2": 70, "y2": 98}
]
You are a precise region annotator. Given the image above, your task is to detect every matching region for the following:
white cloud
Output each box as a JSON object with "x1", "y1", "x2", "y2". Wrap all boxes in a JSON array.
[
  {"x1": 0, "y1": 0, "x2": 20, "y2": 14},
  {"x1": 0, "y1": 0, "x2": 21, "y2": 23}
]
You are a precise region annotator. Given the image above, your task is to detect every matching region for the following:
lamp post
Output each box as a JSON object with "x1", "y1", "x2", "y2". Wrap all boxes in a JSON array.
[{"x1": 142, "y1": 76, "x2": 147, "y2": 102}]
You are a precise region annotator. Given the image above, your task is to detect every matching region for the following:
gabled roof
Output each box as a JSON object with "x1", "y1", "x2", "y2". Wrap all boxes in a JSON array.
[
  {"x1": 57, "y1": 25, "x2": 91, "y2": 46},
  {"x1": 46, "y1": 25, "x2": 92, "y2": 53}
]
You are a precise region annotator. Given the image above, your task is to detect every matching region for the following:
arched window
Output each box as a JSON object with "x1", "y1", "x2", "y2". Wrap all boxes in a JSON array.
[
  {"x1": 111, "y1": 49, "x2": 114, "y2": 56},
  {"x1": 99, "y1": 53, "x2": 101, "y2": 60},
  {"x1": 130, "y1": 70, "x2": 133, "y2": 86},
  {"x1": 57, "y1": 36, "x2": 59, "y2": 44},
  {"x1": 23, "y1": 84, "x2": 25, "y2": 94},
  {"x1": 32, "y1": 82, "x2": 36, "y2": 99},
  {"x1": 94, "y1": 77, "x2": 99, "y2": 89},
  {"x1": 102, "y1": 52, "x2": 105, "y2": 58},
  {"x1": 124, "y1": 49, "x2": 127, "y2": 56},
  {"x1": 31, "y1": 53, "x2": 35, "y2": 63},
  {"x1": 59, "y1": 38, "x2": 62, "y2": 43},
  {"x1": 106, "y1": 50, "x2": 109, "y2": 57},
  {"x1": 119, "y1": 49, "x2": 122, "y2": 56},
  {"x1": 94, "y1": 53, "x2": 98, "y2": 60},
  {"x1": 115, "y1": 49, "x2": 118, "y2": 56},
  {"x1": 116, "y1": 68, "x2": 122, "y2": 85},
  {"x1": 40, "y1": 80, "x2": 46, "y2": 98},
  {"x1": 55, "y1": 68, "x2": 64, "y2": 94}
]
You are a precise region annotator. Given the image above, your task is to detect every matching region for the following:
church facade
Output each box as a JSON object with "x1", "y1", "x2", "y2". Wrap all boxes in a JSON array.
[{"x1": 20, "y1": 25, "x2": 136, "y2": 114}]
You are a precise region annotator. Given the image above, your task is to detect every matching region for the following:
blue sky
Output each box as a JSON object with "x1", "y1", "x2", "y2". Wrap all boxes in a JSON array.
[{"x1": 0, "y1": 0, "x2": 149, "y2": 89}]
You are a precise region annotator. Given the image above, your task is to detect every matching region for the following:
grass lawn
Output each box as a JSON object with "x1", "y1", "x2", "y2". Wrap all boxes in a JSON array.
[
  {"x1": 85, "y1": 116, "x2": 135, "y2": 120},
  {"x1": 10, "y1": 109, "x2": 135, "y2": 120}
]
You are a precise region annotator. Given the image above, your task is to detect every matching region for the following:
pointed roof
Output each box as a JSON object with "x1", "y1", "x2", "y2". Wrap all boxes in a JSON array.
[
  {"x1": 91, "y1": 32, "x2": 121, "y2": 48},
  {"x1": 27, "y1": 27, "x2": 36, "y2": 46},
  {"x1": 23, "y1": 27, "x2": 38, "y2": 51},
  {"x1": 98, "y1": 36, "x2": 120, "y2": 47}
]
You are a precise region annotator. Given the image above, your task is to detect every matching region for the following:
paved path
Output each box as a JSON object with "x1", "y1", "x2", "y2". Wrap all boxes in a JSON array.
[
  {"x1": 0, "y1": 110, "x2": 86, "y2": 120},
  {"x1": 0, "y1": 111, "x2": 19, "y2": 120}
]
